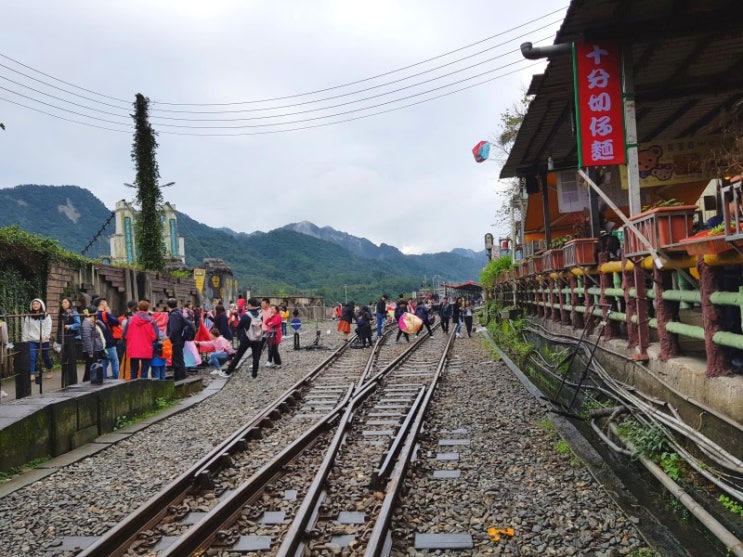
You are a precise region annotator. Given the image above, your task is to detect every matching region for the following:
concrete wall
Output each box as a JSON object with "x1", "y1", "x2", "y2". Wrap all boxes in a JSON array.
[{"x1": 0, "y1": 378, "x2": 202, "y2": 474}]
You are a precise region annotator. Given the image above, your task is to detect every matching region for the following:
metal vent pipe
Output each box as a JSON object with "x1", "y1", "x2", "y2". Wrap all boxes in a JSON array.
[{"x1": 520, "y1": 41, "x2": 571, "y2": 60}]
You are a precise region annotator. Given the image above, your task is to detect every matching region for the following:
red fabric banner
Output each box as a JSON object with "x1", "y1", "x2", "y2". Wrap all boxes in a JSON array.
[{"x1": 574, "y1": 41, "x2": 625, "y2": 167}]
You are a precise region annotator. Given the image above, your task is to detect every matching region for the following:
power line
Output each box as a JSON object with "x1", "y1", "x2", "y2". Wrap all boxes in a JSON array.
[
  {"x1": 0, "y1": 6, "x2": 566, "y2": 112},
  {"x1": 1, "y1": 56, "x2": 538, "y2": 131},
  {"x1": 0, "y1": 25, "x2": 557, "y2": 123},
  {"x1": 0, "y1": 95, "x2": 131, "y2": 133},
  {"x1": 153, "y1": 61, "x2": 543, "y2": 137},
  {"x1": 148, "y1": 6, "x2": 567, "y2": 106},
  {"x1": 144, "y1": 21, "x2": 561, "y2": 115},
  {"x1": 1, "y1": 61, "x2": 540, "y2": 137}
]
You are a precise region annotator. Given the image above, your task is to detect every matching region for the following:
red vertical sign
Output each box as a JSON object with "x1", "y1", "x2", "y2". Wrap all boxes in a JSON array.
[{"x1": 574, "y1": 41, "x2": 625, "y2": 167}]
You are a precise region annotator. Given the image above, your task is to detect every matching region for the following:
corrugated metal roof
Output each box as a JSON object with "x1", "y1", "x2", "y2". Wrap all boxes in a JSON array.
[{"x1": 500, "y1": 0, "x2": 743, "y2": 179}]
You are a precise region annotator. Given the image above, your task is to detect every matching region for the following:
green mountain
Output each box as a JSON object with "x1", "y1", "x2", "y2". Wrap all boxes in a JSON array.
[{"x1": 0, "y1": 185, "x2": 484, "y2": 302}]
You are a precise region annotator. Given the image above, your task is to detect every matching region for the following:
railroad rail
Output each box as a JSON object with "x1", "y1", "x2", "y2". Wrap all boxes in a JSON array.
[{"x1": 79, "y1": 324, "x2": 452, "y2": 556}]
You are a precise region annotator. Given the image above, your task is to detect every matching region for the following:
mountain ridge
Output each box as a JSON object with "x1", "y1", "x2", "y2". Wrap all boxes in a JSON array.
[{"x1": 0, "y1": 184, "x2": 484, "y2": 301}]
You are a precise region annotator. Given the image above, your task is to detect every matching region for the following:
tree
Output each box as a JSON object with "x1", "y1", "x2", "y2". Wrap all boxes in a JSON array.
[
  {"x1": 496, "y1": 94, "x2": 531, "y2": 156},
  {"x1": 130, "y1": 93, "x2": 165, "y2": 271},
  {"x1": 493, "y1": 95, "x2": 532, "y2": 228}
]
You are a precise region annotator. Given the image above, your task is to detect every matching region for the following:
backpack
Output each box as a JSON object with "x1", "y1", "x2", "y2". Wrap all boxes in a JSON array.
[
  {"x1": 102, "y1": 312, "x2": 122, "y2": 340},
  {"x1": 181, "y1": 316, "x2": 197, "y2": 341},
  {"x1": 357, "y1": 312, "x2": 369, "y2": 327},
  {"x1": 246, "y1": 312, "x2": 263, "y2": 341}
]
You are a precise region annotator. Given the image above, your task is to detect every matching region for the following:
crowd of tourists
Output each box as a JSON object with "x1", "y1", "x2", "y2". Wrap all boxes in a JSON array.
[
  {"x1": 15, "y1": 292, "x2": 478, "y2": 392},
  {"x1": 18, "y1": 295, "x2": 292, "y2": 388},
  {"x1": 337, "y1": 293, "x2": 477, "y2": 346}
]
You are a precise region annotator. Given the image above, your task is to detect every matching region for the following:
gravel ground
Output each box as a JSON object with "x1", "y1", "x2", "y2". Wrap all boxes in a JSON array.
[
  {"x1": 390, "y1": 334, "x2": 649, "y2": 556},
  {"x1": 0, "y1": 326, "x2": 650, "y2": 557}
]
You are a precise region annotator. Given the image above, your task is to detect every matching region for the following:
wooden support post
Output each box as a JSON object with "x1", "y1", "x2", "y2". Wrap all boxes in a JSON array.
[
  {"x1": 654, "y1": 266, "x2": 679, "y2": 361},
  {"x1": 634, "y1": 265, "x2": 650, "y2": 361},
  {"x1": 698, "y1": 257, "x2": 730, "y2": 377}
]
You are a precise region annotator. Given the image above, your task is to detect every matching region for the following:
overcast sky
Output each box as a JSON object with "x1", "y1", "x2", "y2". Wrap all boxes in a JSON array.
[{"x1": 1, "y1": 1, "x2": 566, "y2": 255}]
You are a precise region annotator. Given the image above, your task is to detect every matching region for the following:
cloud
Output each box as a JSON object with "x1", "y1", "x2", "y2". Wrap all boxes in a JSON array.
[{"x1": 0, "y1": 0, "x2": 563, "y2": 253}]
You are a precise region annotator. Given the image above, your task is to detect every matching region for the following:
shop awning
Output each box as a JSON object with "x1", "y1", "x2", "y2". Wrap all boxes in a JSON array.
[{"x1": 500, "y1": 1, "x2": 743, "y2": 184}]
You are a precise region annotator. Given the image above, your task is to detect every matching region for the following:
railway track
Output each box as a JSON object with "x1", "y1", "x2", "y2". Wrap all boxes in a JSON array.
[{"x1": 79, "y1": 326, "x2": 452, "y2": 556}]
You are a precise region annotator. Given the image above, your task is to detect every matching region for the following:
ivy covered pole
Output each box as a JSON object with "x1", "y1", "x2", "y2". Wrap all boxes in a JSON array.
[{"x1": 130, "y1": 93, "x2": 165, "y2": 272}]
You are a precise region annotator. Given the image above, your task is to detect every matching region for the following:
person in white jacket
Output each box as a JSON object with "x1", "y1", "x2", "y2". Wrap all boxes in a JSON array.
[{"x1": 21, "y1": 298, "x2": 53, "y2": 384}]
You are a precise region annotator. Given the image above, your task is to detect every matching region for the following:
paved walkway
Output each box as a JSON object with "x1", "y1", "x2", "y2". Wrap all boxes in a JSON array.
[{"x1": 0, "y1": 364, "x2": 89, "y2": 403}]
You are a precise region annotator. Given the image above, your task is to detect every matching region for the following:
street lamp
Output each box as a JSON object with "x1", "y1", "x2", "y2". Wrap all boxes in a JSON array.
[{"x1": 484, "y1": 233, "x2": 494, "y2": 260}]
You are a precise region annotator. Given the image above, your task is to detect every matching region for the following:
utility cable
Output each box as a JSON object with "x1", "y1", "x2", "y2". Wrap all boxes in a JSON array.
[
  {"x1": 0, "y1": 31, "x2": 555, "y2": 122},
  {"x1": 1, "y1": 60, "x2": 540, "y2": 135},
  {"x1": 0, "y1": 95, "x2": 131, "y2": 133},
  {"x1": 153, "y1": 61, "x2": 543, "y2": 137},
  {"x1": 0, "y1": 7, "x2": 566, "y2": 111},
  {"x1": 147, "y1": 6, "x2": 568, "y2": 106}
]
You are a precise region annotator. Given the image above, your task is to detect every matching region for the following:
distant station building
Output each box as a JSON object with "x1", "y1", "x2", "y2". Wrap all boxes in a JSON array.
[{"x1": 108, "y1": 199, "x2": 186, "y2": 265}]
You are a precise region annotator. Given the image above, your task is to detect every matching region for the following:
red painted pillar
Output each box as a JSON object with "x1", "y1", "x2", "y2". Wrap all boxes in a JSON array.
[
  {"x1": 654, "y1": 266, "x2": 679, "y2": 361},
  {"x1": 698, "y1": 257, "x2": 730, "y2": 377},
  {"x1": 634, "y1": 265, "x2": 650, "y2": 361}
]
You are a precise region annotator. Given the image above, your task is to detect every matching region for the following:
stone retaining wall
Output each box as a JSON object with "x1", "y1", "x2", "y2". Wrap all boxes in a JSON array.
[{"x1": 0, "y1": 377, "x2": 203, "y2": 474}]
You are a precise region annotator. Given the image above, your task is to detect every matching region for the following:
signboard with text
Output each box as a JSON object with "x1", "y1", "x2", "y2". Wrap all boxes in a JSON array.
[
  {"x1": 618, "y1": 135, "x2": 719, "y2": 189},
  {"x1": 574, "y1": 41, "x2": 625, "y2": 167}
]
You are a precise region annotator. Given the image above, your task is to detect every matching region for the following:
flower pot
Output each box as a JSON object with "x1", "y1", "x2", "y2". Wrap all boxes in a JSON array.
[
  {"x1": 542, "y1": 248, "x2": 565, "y2": 272},
  {"x1": 679, "y1": 232, "x2": 733, "y2": 256},
  {"x1": 563, "y1": 238, "x2": 598, "y2": 266},
  {"x1": 624, "y1": 205, "x2": 697, "y2": 257}
]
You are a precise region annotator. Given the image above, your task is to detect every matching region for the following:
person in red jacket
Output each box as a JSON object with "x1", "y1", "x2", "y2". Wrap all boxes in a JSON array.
[
  {"x1": 123, "y1": 300, "x2": 157, "y2": 379},
  {"x1": 264, "y1": 304, "x2": 283, "y2": 368}
]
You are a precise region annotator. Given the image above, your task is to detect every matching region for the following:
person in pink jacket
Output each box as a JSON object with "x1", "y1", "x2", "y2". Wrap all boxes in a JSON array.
[
  {"x1": 264, "y1": 304, "x2": 283, "y2": 368},
  {"x1": 123, "y1": 300, "x2": 157, "y2": 379},
  {"x1": 195, "y1": 327, "x2": 235, "y2": 376}
]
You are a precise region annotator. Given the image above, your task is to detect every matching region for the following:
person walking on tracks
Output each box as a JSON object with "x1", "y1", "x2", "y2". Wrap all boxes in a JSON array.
[
  {"x1": 264, "y1": 304, "x2": 283, "y2": 368},
  {"x1": 355, "y1": 305, "x2": 374, "y2": 348},
  {"x1": 374, "y1": 294, "x2": 388, "y2": 339},
  {"x1": 453, "y1": 297, "x2": 464, "y2": 338},
  {"x1": 223, "y1": 297, "x2": 263, "y2": 378},
  {"x1": 438, "y1": 298, "x2": 452, "y2": 334},
  {"x1": 337, "y1": 300, "x2": 354, "y2": 339},
  {"x1": 462, "y1": 300, "x2": 475, "y2": 338},
  {"x1": 394, "y1": 299, "x2": 411, "y2": 343}
]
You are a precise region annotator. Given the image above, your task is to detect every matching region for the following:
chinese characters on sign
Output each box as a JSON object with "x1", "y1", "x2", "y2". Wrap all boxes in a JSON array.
[{"x1": 574, "y1": 41, "x2": 625, "y2": 167}]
